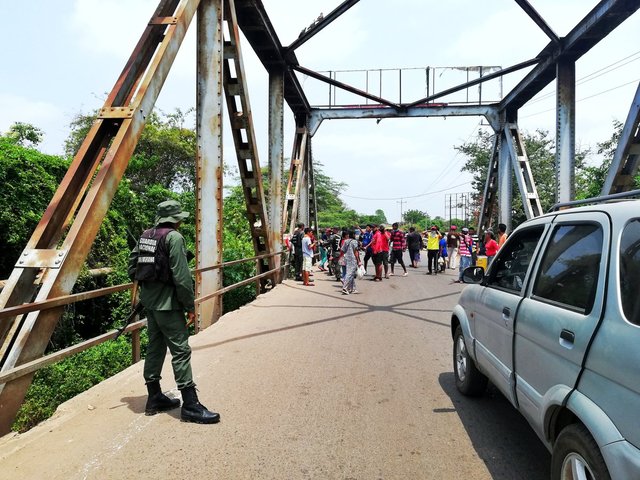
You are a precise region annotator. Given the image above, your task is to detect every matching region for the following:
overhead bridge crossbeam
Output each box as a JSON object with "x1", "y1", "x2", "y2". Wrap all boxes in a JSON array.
[{"x1": 308, "y1": 104, "x2": 501, "y2": 136}]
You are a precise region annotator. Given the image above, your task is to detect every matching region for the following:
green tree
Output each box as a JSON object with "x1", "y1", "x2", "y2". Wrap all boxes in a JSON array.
[
  {"x1": 403, "y1": 209, "x2": 427, "y2": 226},
  {"x1": 358, "y1": 209, "x2": 387, "y2": 226},
  {"x1": 5, "y1": 122, "x2": 44, "y2": 147},
  {"x1": 0, "y1": 136, "x2": 69, "y2": 276},
  {"x1": 313, "y1": 164, "x2": 360, "y2": 227},
  {"x1": 65, "y1": 109, "x2": 197, "y2": 191},
  {"x1": 575, "y1": 120, "x2": 627, "y2": 199},
  {"x1": 457, "y1": 128, "x2": 588, "y2": 228}
]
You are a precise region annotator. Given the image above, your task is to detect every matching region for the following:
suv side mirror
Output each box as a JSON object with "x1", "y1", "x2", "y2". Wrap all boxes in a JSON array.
[{"x1": 462, "y1": 266, "x2": 485, "y2": 284}]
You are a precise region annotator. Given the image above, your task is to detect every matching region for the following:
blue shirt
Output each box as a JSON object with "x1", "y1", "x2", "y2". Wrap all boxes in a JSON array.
[
  {"x1": 439, "y1": 237, "x2": 448, "y2": 256},
  {"x1": 362, "y1": 231, "x2": 373, "y2": 251}
]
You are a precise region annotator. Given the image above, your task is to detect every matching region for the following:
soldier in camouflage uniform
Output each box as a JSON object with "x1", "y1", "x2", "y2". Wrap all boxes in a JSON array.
[{"x1": 129, "y1": 200, "x2": 219, "y2": 424}]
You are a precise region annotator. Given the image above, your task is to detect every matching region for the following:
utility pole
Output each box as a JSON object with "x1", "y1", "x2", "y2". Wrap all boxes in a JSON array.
[{"x1": 397, "y1": 198, "x2": 407, "y2": 222}]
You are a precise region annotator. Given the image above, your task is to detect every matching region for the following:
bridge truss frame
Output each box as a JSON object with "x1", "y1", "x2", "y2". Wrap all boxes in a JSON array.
[{"x1": 0, "y1": 0, "x2": 640, "y2": 433}]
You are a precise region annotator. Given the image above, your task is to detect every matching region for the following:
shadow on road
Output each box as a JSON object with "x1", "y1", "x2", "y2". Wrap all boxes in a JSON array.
[{"x1": 439, "y1": 372, "x2": 550, "y2": 480}]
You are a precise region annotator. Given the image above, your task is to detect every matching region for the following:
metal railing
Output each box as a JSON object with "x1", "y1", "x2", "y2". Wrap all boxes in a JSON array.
[{"x1": 0, "y1": 251, "x2": 289, "y2": 385}]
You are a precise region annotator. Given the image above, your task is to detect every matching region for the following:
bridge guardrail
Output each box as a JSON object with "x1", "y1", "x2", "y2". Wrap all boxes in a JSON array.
[{"x1": 0, "y1": 250, "x2": 289, "y2": 385}]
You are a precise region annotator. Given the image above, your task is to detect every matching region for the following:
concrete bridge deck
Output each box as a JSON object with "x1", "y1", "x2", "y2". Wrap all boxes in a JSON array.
[{"x1": 0, "y1": 265, "x2": 549, "y2": 479}]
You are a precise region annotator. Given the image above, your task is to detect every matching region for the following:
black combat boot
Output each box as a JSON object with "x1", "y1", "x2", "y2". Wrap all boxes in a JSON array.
[
  {"x1": 180, "y1": 386, "x2": 220, "y2": 424},
  {"x1": 145, "y1": 381, "x2": 180, "y2": 415}
]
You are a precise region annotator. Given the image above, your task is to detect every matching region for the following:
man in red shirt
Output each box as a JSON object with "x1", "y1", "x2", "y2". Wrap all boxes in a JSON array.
[
  {"x1": 484, "y1": 229, "x2": 499, "y2": 268},
  {"x1": 389, "y1": 222, "x2": 408, "y2": 276},
  {"x1": 370, "y1": 224, "x2": 391, "y2": 281}
]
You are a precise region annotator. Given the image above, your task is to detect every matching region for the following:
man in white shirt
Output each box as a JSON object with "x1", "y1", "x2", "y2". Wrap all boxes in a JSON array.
[{"x1": 302, "y1": 227, "x2": 316, "y2": 286}]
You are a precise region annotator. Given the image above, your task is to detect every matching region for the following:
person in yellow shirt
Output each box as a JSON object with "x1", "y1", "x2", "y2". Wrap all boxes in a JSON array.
[{"x1": 425, "y1": 225, "x2": 441, "y2": 275}]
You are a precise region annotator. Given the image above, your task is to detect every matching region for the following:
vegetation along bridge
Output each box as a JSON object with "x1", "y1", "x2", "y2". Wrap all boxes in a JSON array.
[{"x1": 1, "y1": 0, "x2": 640, "y2": 476}]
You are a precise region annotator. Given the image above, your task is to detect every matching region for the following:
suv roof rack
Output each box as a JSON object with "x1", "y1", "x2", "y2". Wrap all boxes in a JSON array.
[{"x1": 549, "y1": 189, "x2": 640, "y2": 212}]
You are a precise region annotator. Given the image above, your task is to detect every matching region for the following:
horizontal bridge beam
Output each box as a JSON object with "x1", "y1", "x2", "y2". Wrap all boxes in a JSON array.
[{"x1": 308, "y1": 104, "x2": 501, "y2": 136}]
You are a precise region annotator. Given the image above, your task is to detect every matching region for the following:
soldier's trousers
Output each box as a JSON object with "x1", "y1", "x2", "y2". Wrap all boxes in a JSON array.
[{"x1": 144, "y1": 309, "x2": 194, "y2": 389}]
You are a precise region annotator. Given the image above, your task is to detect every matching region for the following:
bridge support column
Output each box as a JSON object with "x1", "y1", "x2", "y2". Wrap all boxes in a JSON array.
[
  {"x1": 307, "y1": 137, "x2": 318, "y2": 231},
  {"x1": 268, "y1": 72, "x2": 284, "y2": 283},
  {"x1": 556, "y1": 60, "x2": 576, "y2": 203},
  {"x1": 195, "y1": 0, "x2": 224, "y2": 330},
  {"x1": 498, "y1": 128, "x2": 513, "y2": 233},
  {"x1": 299, "y1": 167, "x2": 310, "y2": 227}
]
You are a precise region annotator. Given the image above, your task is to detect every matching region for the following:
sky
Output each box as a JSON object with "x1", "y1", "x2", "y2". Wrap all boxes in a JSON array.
[{"x1": 1, "y1": 1, "x2": 640, "y2": 223}]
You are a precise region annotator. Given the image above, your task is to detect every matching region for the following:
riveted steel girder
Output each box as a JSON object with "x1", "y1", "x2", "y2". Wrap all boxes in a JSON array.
[
  {"x1": 234, "y1": 0, "x2": 310, "y2": 120},
  {"x1": 268, "y1": 72, "x2": 285, "y2": 282},
  {"x1": 478, "y1": 135, "x2": 500, "y2": 232},
  {"x1": 501, "y1": 0, "x2": 640, "y2": 116},
  {"x1": 503, "y1": 124, "x2": 544, "y2": 220},
  {"x1": 223, "y1": 0, "x2": 274, "y2": 290},
  {"x1": 556, "y1": 60, "x2": 576, "y2": 203},
  {"x1": 602, "y1": 81, "x2": 640, "y2": 194},
  {"x1": 283, "y1": 128, "x2": 309, "y2": 235},
  {"x1": 0, "y1": 0, "x2": 199, "y2": 434},
  {"x1": 308, "y1": 104, "x2": 501, "y2": 137},
  {"x1": 196, "y1": 0, "x2": 224, "y2": 329}
]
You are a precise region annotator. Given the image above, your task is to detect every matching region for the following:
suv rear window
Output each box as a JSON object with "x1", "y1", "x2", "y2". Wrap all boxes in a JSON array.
[
  {"x1": 532, "y1": 224, "x2": 602, "y2": 314},
  {"x1": 620, "y1": 219, "x2": 640, "y2": 325}
]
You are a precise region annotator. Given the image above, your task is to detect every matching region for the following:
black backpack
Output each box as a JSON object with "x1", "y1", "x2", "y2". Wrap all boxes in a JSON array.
[{"x1": 291, "y1": 231, "x2": 303, "y2": 251}]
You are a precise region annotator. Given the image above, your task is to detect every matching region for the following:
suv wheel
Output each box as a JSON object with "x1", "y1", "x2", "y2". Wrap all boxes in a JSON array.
[
  {"x1": 453, "y1": 325, "x2": 487, "y2": 396},
  {"x1": 551, "y1": 424, "x2": 610, "y2": 480}
]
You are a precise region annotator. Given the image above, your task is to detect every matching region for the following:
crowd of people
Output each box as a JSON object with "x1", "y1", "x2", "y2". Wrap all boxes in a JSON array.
[{"x1": 287, "y1": 221, "x2": 509, "y2": 292}]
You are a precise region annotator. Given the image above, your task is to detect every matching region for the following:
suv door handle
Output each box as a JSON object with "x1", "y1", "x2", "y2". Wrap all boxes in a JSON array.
[
  {"x1": 560, "y1": 329, "x2": 575, "y2": 343},
  {"x1": 560, "y1": 329, "x2": 575, "y2": 349}
]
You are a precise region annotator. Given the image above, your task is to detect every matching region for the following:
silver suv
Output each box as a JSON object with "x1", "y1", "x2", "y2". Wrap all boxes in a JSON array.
[{"x1": 451, "y1": 196, "x2": 640, "y2": 480}]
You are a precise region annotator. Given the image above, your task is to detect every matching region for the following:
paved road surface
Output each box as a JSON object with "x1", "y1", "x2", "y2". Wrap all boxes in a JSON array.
[{"x1": 0, "y1": 262, "x2": 550, "y2": 479}]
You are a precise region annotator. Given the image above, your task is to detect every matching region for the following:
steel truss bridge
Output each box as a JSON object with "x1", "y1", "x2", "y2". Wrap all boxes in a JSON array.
[{"x1": 0, "y1": 0, "x2": 639, "y2": 434}]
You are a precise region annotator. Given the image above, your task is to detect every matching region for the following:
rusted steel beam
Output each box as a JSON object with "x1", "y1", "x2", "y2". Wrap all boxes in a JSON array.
[
  {"x1": 556, "y1": 60, "x2": 576, "y2": 203},
  {"x1": 234, "y1": 0, "x2": 310, "y2": 118},
  {"x1": 0, "y1": 320, "x2": 147, "y2": 385},
  {"x1": 514, "y1": 0, "x2": 560, "y2": 44},
  {"x1": 282, "y1": 128, "x2": 308, "y2": 235},
  {"x1": 223, "y1": 0, "x2": 274, "y2": 291},
  {"x1": 405, "y1": 58, "x2": 540, "y2": 108},
  {"x1": 308, "y1": 104, "x2": 501, "y2": 136},
  {"x1": 0, "y1": 0, "x2": 201, "y2": 435},
  {"x1": 268, "y1": 72, "x2": 285, "y2": 283},
  {"x1": 0, "y1": 284, "x2": 133, "y2": 321},
  {"x1": 287, "y1": 0, "x2": 360, "y2": 51},
  {"x1": 478, "y1": 135, "x2": 500, "y2": 233},
  {"x1": 501, "y1": 0, "x2": 640, "y2": 114},
  {"x1": 307, "y1": 140, "x2": 319, "y2": 231},
  {"x1": 196, "y1": 0, "x2": 224, "y2": 330},
  {"x1": 602, "y1": 81, "x2": 640, "y2": 194},
  {"x1": 292, "y1": 64, "x2": 400, "y2": 109}
]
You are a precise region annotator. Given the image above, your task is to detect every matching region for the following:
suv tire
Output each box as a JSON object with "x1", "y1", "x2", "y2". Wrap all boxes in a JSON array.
[
  {"x1": 453, "y1": 325, "x2": 487, "y2": 396},
  {"x1": 551, "y1": 424, "x2": 610, "y2": 480}
]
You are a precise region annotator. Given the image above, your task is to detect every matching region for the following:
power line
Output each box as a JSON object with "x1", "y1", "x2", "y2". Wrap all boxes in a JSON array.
[
  {"x1": 423, "y1": 120, "x2": 482, "y2": 190},
  {"x1": 524, "y1": 49, "x2": 640, "y2": 106},
  {"x1": 341, "y1": 181, "x2": 472, "y2": 201},
  {"x1": 521, "y1": 77, "x2": 640, "y2": 119},
  {"x1": 340, "y1": 120, "x2": 480, "y2": 203}
]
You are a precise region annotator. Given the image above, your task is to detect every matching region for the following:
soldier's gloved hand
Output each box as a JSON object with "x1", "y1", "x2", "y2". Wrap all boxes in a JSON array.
[{"x1": 186, "y1": 311, "x2": 196, "y2": 327}]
